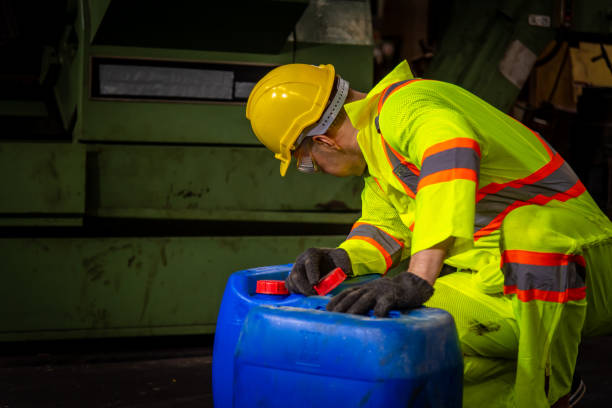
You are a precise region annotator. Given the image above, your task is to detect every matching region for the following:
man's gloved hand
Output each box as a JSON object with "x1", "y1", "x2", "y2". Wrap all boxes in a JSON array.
[
  {"x1": 326, "y1": 272, "x2": 434, "y2": 317},
  {"x1": 286, "y1": 248, "x2": 352, "y2": 295}
]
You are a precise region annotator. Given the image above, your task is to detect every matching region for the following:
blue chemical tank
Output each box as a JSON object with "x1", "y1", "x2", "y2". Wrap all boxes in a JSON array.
[
  {"x1": 212, "y1": 264, "x2": 379, "y2": 408},
  {"x1": 212, "y1": 264, "x2": 302, "y2": 408},
  {"x1": 213, "y1": 265, "x2": 462, "y2": 408}
]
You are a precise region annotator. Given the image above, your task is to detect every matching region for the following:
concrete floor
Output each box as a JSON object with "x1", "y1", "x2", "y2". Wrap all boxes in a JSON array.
[
  {"x1": 1, "y1": 334, "x2": 611, "y2": 407},
  {"x1": 0, "y1": 336, "x2": 215, "y2": 408}
]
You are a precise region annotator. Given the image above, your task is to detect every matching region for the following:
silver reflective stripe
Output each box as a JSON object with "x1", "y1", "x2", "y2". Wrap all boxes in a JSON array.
[
  {"x1": 503, "y1": 262, "x2": 586, "y2": 292},
  {"x1": 347, "y1": 224, "x2": 403, "y2": 267},
  {"x1": 474, "y1": 160, "x2": 580, "y2": 233},
  {"x1": 419, "y1": 147, "x2": 480, "y2": 180},
  {"x1": 393, "y1": 165, "x2": 419, "y2": 197},
  {"x1": 382, "y1": 140, "x2": 419, "y2": 196}
]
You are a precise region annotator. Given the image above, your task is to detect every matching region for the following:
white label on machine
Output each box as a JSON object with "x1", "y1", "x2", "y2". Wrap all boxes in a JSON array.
[{"x1": 528, "y1": 14, "x2": 551, "y2": 28}]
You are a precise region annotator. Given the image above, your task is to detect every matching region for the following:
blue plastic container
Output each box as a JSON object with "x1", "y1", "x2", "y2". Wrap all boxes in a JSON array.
[
  {"x1": 213, "y1": 265, "x2": 301, "y2": 408},
  {"x1": 212, "y1": 264, "x2": 378, "y2": 408},
  {"x1": 213, "y1": 265, "x2": 462, "y2": 408}
]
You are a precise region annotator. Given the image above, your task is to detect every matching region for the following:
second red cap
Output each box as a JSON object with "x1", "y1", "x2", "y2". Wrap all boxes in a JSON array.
[{"x1": 314, "y1": 267, "x2": 347, "y2": 296}]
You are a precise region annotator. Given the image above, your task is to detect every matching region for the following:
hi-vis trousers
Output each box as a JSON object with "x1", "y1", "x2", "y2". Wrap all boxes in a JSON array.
[{"x1": 425, "y1": 206, "x2": 612, "y2": 407}]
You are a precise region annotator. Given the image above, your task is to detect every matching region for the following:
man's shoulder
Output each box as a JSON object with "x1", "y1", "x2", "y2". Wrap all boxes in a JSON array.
[{"x1": 382, "y1": 78, "x2": 454, "y2": 103}]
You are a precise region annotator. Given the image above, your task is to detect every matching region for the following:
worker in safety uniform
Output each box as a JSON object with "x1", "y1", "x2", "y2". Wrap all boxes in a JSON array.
[{"x1": 245, "y1": 61, "x2": 612, "y2": 408}]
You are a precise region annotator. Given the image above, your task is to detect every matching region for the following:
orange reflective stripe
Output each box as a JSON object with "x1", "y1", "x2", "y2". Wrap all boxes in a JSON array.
[
  {"x1": 502, "y1": 249, "x2": 587, "y2": 303},
  {"x1": 381, "y1": 135, "x2": 418, "y2": 198},
  {"x1": 417, "y1": 168, "x2": 478, "y2": 191},
  {"x1": 373, "y1": 177, "x2": 384, "y2": 192},
  {"x1": 477, "y1": 153, "x2": 565, "y2": 200},
  {"x1": 377, "y1": 79, "x2": 426, "y2": 114},
  {"x1": 422, "y1": 138, "x2": 482, "y2": 162},
  {"x1": 533, "y1": 132, "x2": 555, "y2": 159},
  {"x1": 376, "y1": 80, "x2": 427, "y2": 201},
  {"x1": 474, "y1": 152, "x2": 586, "y2": 241},
  {"x1": 474, "y1": 179, "x2": 586, "y2": 241},
  {"x1": 502, "y1": 250, "x2": 586, "y2": 267},
  {"x1": 506, "y1": 114, "x2": 554, "y2": 159},
  {"x1": 383, "y1": 137, "x2": 420, "y2": 173},
  {"x1": 352, "y1": 222, "x2": 405, "y2": 248},
  {"x1": 348, "y1": 236, "x2": 393, "y2": 271},
  {"x1": 504, "y1": 285, "x2": 586, "y2": 302}
]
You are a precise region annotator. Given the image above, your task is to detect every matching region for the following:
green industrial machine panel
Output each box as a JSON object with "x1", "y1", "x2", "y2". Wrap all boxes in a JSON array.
[
  {"x1": 78, "y1": 45, "x2": 373, "y2": 144},
  {"x1": 0, "y1": 143, "x2": 85, "y2": 226},
  {"x1": 76, "y1": 0, "x2": 373, "y2": 144},
  {"x1": 0, "y1": 0, "x2": 373, "y2": 341},
  {"x1": 87, "y1": 145, "x2": 362, "y2": 222},
  {"x1": 0, "y1": 235, "x2": 347, "y2": 341}
]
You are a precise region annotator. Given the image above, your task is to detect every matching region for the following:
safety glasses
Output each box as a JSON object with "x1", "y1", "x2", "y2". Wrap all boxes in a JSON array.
[{"x1": 294, "y1": 137, "x2": 319, "y2": 174}]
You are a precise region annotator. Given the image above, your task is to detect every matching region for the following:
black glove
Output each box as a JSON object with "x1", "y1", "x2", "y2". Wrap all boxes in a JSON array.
[
  {"x1": 286, "y1": 248, "x2": 352, "y2": 295},
  {"x1": 326, "y1": 272, "x2": 434, "y2": 317}
]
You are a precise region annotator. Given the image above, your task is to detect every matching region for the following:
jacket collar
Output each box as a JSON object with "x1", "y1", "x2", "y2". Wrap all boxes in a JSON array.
[{"x1": 344, "y1": 61, "x2": 414, "y2": 130}]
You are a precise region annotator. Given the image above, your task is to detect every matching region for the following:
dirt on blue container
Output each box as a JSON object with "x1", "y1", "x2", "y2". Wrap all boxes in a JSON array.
[
  {"x1": 234, "y1": 302, "x2": 463, "y2": 408},
  {"x1": 212, "y1": 265, "x2": 379, "y2": 408}
]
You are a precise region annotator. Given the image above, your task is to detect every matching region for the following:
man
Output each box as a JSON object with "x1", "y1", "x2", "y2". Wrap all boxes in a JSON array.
[{"x1": 245, "y1": 61, "x2": 612, "y2": 407}]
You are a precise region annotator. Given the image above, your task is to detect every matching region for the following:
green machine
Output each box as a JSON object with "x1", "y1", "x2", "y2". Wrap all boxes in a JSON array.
[{"x1": 0, "y1": 0, "x2": 373, "y2": 340}]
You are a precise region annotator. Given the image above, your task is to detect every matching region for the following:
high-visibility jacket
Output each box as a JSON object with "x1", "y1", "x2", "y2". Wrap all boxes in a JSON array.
[
  {"x1": 340, "y1": 61, "x2": 610, "y2": 293},
  {"x1": 338, "y1": 61, "x2": 612, "y2": 407}
]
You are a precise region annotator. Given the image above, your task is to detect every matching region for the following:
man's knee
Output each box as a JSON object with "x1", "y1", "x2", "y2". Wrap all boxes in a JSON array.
[{"x1": 501, "y1": 206, "x2": 573, "y2": 253}]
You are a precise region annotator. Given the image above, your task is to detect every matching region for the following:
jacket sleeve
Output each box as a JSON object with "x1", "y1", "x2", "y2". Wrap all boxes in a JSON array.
[
  {"x1": 380, "y1": 93, "x2": 483, "y2": 257},
  {"x1": 338, "y1": 176, "x2": 412, "y2": 276}
]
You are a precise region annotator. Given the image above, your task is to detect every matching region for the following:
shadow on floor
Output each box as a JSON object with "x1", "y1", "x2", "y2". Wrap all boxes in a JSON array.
[{"x1": 0, "y1": 335, "x2": 215, "y2": 408}]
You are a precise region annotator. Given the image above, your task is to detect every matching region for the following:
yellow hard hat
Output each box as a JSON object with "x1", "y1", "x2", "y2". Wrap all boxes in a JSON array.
[{"x1": 246, "y1": 63, "x2": 348, "y2": 176}]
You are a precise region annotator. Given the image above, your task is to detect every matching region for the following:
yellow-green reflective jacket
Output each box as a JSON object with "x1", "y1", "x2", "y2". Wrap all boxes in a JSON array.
[{"x1": 339, "y1": 61, "x2": 609, "y2": 293}]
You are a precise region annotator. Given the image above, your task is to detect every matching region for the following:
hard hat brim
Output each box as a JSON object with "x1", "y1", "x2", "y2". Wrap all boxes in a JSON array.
[{"x1": 279, "y1": 158, "x2": 290, "y2": 177}]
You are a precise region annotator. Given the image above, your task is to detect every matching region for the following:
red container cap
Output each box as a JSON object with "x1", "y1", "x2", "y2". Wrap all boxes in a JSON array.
[
  {"x1": 314, "y1": 267, "x2": 347, "y2": 296},
  {"x1": 256, "y1": 280, "x2": 289, "y2": 295}
]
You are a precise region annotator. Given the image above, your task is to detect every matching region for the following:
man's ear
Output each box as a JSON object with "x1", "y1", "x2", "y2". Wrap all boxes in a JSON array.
[{"x1": 312, "y1": 134, "x2": 340, "y2": 150}]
